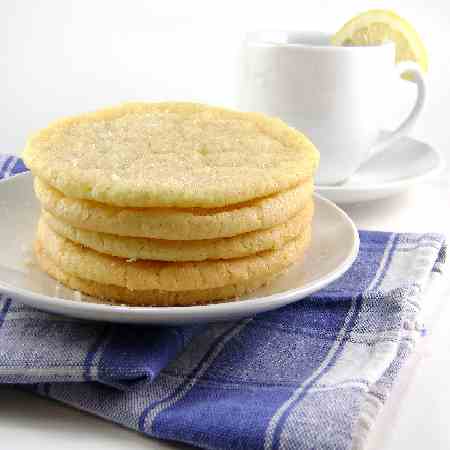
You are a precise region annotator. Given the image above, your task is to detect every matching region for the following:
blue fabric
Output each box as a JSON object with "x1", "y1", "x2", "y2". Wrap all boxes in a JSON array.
[{"x1": 0, "y1": 154, "x2": 446, "y2": 449}]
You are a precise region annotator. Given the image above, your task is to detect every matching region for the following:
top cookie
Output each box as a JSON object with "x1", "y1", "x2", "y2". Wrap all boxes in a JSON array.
[{"x1": 23, "y1": 102, "x2": 319, "y2": 208}]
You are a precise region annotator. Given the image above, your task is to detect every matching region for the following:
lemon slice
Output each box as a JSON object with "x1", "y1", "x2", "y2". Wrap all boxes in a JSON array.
[{"x1": 331, "y1": 10, "x2": 428, "y2": 79}]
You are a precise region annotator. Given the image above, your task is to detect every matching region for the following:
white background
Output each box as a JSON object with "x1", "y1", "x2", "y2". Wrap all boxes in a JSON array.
[
  {"x1": 2, "y1": 0, "x2": 450, "y2": 170},
  {"x1": 2, "y1": 1, "x2": 450, "y2": 449}
]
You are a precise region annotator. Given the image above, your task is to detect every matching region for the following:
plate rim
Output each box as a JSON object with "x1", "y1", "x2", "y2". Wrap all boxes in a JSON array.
[
  {"x1": 0, "y1": 172, "x2": 360, "y2": 320},
  {"x1": 315, "y1": 138, "x2": 445, "y2": 193}
]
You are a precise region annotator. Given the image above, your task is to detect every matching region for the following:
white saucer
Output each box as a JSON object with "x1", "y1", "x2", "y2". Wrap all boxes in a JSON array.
[
  {"x1": 0, "y1": 172, "x2": 359, "y2": 325},
  {"x1": 316, "y1": 136, "x2": 445, "y2": 204}
]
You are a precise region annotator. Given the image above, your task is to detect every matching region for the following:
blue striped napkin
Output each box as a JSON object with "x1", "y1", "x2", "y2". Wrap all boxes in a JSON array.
[{"x1": 0, "y1": 154, "x2": 446, "y2": 450}]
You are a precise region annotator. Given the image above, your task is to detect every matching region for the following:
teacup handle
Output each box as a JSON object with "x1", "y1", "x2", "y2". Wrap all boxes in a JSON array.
[{"x1": 369, "y1": 61, "x2": 426, "y2": 158}]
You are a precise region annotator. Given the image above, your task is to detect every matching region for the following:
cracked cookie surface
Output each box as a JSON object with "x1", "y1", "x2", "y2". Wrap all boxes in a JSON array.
[{"x1": 24, "y1": 102, "x2": 319, "y2": 208}]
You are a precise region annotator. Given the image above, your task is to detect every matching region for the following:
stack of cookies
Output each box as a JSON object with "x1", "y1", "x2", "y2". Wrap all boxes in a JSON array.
[{"x1": 23, "y1": 103, "x2": 319, "y2": 306}]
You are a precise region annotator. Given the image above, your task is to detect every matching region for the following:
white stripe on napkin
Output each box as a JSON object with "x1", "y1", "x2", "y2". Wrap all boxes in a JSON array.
[
  {"x1": 143, "y1": 318, "x2": 252, "y2": 433},
  {"x1": 264, "y1": 233, "x2": 396, "y2": 450}
]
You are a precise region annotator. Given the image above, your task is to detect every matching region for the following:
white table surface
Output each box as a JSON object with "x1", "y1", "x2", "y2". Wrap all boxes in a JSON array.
[{"x1": 1, "y1": 179, "x2": 449, "y2": 450}]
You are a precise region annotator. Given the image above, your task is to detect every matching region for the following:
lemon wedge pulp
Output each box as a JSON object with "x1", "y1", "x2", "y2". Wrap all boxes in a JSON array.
[{"x1": 331, "y1": 10, "x2": 428, "y2": 78}]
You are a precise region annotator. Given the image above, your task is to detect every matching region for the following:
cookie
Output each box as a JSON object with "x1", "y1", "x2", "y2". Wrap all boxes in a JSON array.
[
  {"x1": 24, "y1": 102, "x2": 319, "y2": 208},
  {"x1": 42, "y1": 200, "x2": 313, "y2": 261},
  {"x1": 37, "y1": 218, "x2": 311, "y2": 292},
  {"x1": 35, "y1": 240, "x2": 282, "y2": 306},
  {"x1": 35, "y1": 177, "x2": 314, "y2": 240}
]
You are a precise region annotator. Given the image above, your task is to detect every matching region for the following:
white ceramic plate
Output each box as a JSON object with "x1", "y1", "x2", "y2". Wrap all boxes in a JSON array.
[
  {"x1": 316, "y1": 136, "x2": 445, "y2": 204},
  {"x1": 0, "y1": 172, "x2": 359, "y2": 324}
]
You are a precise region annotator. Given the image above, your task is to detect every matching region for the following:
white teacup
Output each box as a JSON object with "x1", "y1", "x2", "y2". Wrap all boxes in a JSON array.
[{"x1": 238, "y1": 31, "x2": 426, "y2": 185}]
